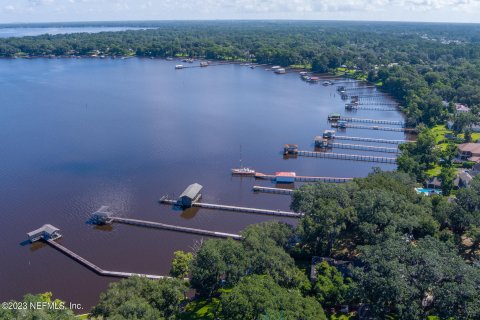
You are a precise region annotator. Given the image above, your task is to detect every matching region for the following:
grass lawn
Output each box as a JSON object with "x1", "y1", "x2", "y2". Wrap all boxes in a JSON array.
[
  {"x1": 426, "y1": 165, "x2": 442, "y2": 177},
  {"x1": 180, "y1": 290, "x2": 234, "y2": 320},
  {"x1": 290, "y1": 64, "x2": 312, "y2": 69}
]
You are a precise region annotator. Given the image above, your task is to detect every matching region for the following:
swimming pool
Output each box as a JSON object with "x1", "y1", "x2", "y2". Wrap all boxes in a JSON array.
[{"x1": 415, "y1": 188, "x2": 442, "y2": 195}]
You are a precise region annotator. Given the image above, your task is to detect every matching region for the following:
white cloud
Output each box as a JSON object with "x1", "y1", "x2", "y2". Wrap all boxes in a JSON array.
[{"x1": 0, "y1": 0, "x2": 479, "y2": 22}]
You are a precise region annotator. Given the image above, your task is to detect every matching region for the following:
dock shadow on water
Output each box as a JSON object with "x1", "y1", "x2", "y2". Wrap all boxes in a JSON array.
[{"x1": 180, "y1": 207, "x2": 200, "y2": 220}]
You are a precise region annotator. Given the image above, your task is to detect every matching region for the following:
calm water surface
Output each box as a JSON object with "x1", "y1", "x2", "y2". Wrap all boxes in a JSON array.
[
  {"x1": 0, "y1": 58, "x2": 406, "y2": 309},
  {"x1": 0, "y1": 27, "x2": 151, "y2": 38}
]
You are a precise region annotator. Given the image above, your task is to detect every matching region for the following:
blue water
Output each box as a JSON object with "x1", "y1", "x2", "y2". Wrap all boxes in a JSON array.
[
  {"x1": 0, "y1": 27, "x2": 152, "y2": 38},
  {"x1": 0, "y1": 57, "x2": 406, "y2": 309}
]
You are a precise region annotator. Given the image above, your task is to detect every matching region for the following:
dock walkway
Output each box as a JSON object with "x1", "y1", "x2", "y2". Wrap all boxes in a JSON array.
[
  {"x1": 334, "y1": 135, "x2": 408, "y2": 145},
  {"x1": 358, "y1": 102, "x2": 398, "y2": 106},
  {"x1": 329, "y1": 142, "x2": 399, "y2": 154},
  {"x1": 160, "y1": 198, "x2": 302, "y2": 218},
  {"x1": 332, "y1": 123, "x2": 416, "y2": 132},
  {"x1": 297, "y1": 150, "x2": 397, "y2": 164},
  {"x1": 347, "y1": 106, "x2": 398, "y2": 111},
  {"x1": 112, "y1": 217, "x2": 241, "y2": 240},
  {"x1": 338, "y1": 117, "x2": 404, "y2": 126},
  {"x1": 46, "y1": 239, "x2": 171, "y2": 280},
  {"x1": 255, "y1": 172, "x2": 353, "y2": 183},
  {"x1": 253, "y1": 186, "x2": 294, "y2": 195}
]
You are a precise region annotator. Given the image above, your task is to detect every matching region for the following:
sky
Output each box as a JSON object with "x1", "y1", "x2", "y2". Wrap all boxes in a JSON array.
[{"x1": 0, "y1": 0, "x2": 480, "y2": 24}]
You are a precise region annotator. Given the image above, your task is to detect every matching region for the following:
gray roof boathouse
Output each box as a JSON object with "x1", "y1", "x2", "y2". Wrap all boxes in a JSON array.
[
  {"x1": 177, "y1": 183, "x2": 203, "y2": 208},
  {"x1": 27, "y1": 224, "x2": 61, "y2": 242},
  {"x1": 91, "y1": 206, "x2": 114, "y2": 225}
]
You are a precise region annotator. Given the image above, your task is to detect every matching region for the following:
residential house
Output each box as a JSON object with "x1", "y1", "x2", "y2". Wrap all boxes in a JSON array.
[{"x1": 458, "y1": 143, "x2": 480, "y2": 163}]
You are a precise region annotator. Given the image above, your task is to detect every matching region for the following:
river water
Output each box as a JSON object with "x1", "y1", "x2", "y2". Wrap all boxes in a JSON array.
[
  {"x1": 0, "y1": 58, "x2": 406, "y2": 309},
  {"x1": 0, "y1": 26, "x2": 151, "y2": 38}
]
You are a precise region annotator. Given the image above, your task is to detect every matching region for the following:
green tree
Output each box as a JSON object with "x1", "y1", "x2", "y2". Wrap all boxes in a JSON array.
[
  {"x1": 0, "y1": 292, "x2": 75, "y2": 320},
  {"x1": 312, "y1": 261, "x2": 352, "y2": 307},
  {"x1": 169, "y1": 250, "x2": 193, "y2": 279},
  {"x1": 91, "y1": 277, "x2": 187, "y2": 319},
  {"x1": 292, "y1": 183, "x2": 354, "y2": 256},
  {"x1": 439, "y1": 166, "x2": 456, "y2": 196},
  {"x1": 190, "y1": 238, "x2": 247, "y2": 297},
  {"x1": 219, "y1": 275, "x2": 326, "y2": 320},
  {"x1": 352, "y1": 236, "x2": 480, "y2": 319}
]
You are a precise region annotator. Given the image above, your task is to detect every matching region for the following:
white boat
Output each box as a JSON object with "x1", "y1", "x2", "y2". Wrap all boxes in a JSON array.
[
  {"x1": 231, "y1": 167, "x2": 256, "y2": 175},
  {"x1": 231, "y1": 145, "x2": 255, "y2": 175},
  {"x1": 274, "y1": 68, "x2": 286, "y2": 74},
  {"x1": 175, "y1": 64, "x2": 184, "y2": 69}
]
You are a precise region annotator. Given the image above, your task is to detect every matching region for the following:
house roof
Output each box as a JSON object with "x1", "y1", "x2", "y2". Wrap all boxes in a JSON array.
[
  {"x1": 469, "y1": 156, "x2": 480, "y2": 163},
  {"x1": 27, "y1": 224, "x2": 59, "y2": 237},
  {"x1": 179, "y1": 183, "x2": 203, "y2": 199},
  {"x1": 458, "y1": 143, "x2": 480, "y2": 154},
  {"x1": 459, "y1": 171, "x2": 473, "y2": 184},
  {"x1": 455, "y1": 103, "x2": 470, "y2": 112},
  {"x1": 426, "y1": 177, "x2": 442, "y2": 187}
]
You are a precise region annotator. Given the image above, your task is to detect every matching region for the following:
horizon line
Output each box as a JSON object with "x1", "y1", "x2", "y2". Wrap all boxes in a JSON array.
[{"x1": 1, "y1": 18, "x2": 480, "y2": 26}]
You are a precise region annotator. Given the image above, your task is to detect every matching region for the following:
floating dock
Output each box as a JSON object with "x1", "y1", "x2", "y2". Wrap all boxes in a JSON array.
[
  {"x1": 333, "y1": 135, "x2": 408, "y2": 145},
  {"x1": 159, "y1": 198, "x2": 302, "y2": 218},
  {"x1": 46, "y1": 239, "x2": 172, "y2": 280},
  {"x1": 253, "y1": 186, "x2": 295, "y2": 195},
  {"x1": 297, "y1": 150, "x2": 397, "y2": 164},
  {"x1": 331, "y1": 123, "x2": 416, "y2": 132},
  {"x1": 112, "y1": 217, "x2": 242, "y2": 240},
  {"x1": 254, "y1": 172, "x2": 353, "y2": 183},
  {"x1": 327, "y1": 142, "x2": 399, "y2": 154},
  {"x1": 337, "y1": 117, "x2": 404, "y2": 126}
]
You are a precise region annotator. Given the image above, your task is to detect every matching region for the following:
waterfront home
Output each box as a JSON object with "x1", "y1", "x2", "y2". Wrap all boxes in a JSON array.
[
  {"x1": 458, "y1": 171, "x2": 473, "y2": 187},
  {"x1": 177, "y1": 183, "x2": 203, "y2": 208},
  {"x1": 27, "y1": 224, "x2": 61, "y2": 242},
  {"x1": 425, "y1": 177, "x2": 442, "y2": 189},
  {"x1": 457, "y1": 143, "x2": 480, "y2": 162},
  {"x1": 455, "y1": 103, "x2": 470, "y2": 113}
]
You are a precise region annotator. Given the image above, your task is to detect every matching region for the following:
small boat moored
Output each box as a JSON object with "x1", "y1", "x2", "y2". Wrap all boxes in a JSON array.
[{"x1": 231, "y1": 167, "x2": 256, "y2": 175}]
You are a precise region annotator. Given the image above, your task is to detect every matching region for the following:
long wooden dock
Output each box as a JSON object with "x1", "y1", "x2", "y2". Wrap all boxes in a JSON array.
[
  {"x1": 297, "y1": 150, "x2": 397, "y2": 164},
  {"x1": 344, "y1": 86, "x2": 376, "y2": 91},
  {"x1": 46, "y1": 239, "x2": 172, "y2": 280},
  {"x1": 112, "y1": 217, "x2": 241, "y2": 239},
  {"x1": 337, "y1": 117, "x2": 404, "y2": 126},
  {"x1": 253, "y1": 186, "x2": 294, "y2": 195},
  {"x1": 328, "y1": 142, "x2": 399, "y2": 154},
  {"x1": 255, "y1": 172, "x2": 353, "y2": 183},
  {"x1": 346, "y1": 106, "x2": 398, "y2": 111},
  {"x1": 358, "y1": 102, "x2": 398, "y2": 106},
  {"x1": 159, "y1": 198, "x2": 302, "y2": 218},
  {"x1": 334, "y1": 135, "x2": 408, "y2": 145},
  {"x1": 331, "y1": 123, "x2": 416, "y2": 132}
]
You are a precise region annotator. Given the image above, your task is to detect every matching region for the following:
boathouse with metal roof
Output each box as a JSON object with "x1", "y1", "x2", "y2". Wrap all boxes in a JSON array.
[
  {"x1": 177, "y1": 183, "x2": 203, "y2": 208},
  {"x1": 27, "y1": 224, "x2": 61, "y2": 242}
]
